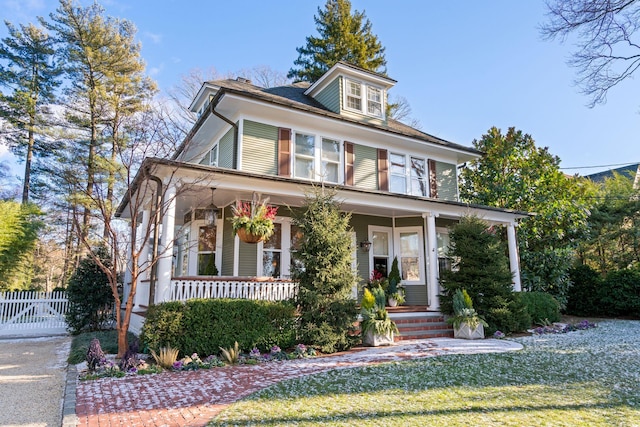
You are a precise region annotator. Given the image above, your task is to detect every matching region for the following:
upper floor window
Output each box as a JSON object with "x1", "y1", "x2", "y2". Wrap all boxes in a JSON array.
[
  {"x1": 199, "y1": 145, "x2": 218, "y2": 167},
  {"x1": 389, "y1": 153, "x2": 429, "y2": 196},
  {"x1": 344, "y1": 78, "x2": 384, "y2": 118},
  {"x1": 390, "y1": 153, "x2": 406, "y2": 194},
  {"x1": 293, "y1": 132, "x2": 341, "y2": 184},
  {"x1": 410, "y1": 157, "x2": 427, "y2": 197},
  {"x1": 346, "y1": 80, "x2": 362, "y2": 110},
  {"x1": 367, "y1": 86, "x2": 382, "y2": 117}
]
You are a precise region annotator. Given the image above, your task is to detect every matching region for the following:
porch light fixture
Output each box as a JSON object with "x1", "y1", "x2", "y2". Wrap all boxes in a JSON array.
[
  {"x1": 205, "y1": 188, "x2": 219, "y2": 226},
  {"x1": 360, "y1": 240, "x2": 372, "y2": 252}
]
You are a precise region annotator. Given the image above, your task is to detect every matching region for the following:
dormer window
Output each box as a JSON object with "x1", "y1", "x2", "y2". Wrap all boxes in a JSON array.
[
  {"x1": 344, "y1": 78, "x2": 384, "y2": 118},
  {"x1": 346, "y1": 80, "x2": 362, "y2": 110},
  {"x1": 367, "y1": 86, "x2": 382, "y2": 117}
]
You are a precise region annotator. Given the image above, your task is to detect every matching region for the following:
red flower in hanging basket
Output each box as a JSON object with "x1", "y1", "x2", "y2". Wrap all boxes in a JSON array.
[{"x1": 230, "y1": 200, "x2": 278, "y2": 242}]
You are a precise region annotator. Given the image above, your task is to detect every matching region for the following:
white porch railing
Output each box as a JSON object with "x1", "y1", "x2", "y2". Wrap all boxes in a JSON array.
[
  {"x1": 0, "y1": 291, "x2": 68, "y2": 336},
  {"x1": 171, "y1": 277, "x2": 298, "y2": 302}
]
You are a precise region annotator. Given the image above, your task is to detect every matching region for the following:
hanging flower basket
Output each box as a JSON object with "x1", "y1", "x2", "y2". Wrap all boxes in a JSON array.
[
  {"x1": 236, "y1": 227, "x2": 265, "y2": 244},
  {"x1": 230, "y1": 199, "x2": 278, "y2": 244}
]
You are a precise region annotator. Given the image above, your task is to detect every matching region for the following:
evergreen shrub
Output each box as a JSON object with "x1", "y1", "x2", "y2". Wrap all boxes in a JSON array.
[
  {"x1": 519, "y1": 291, "x2": 561, "y2": 324},
  {"x1": 601, "y1": 268, "x2": 640, "y2": 317},
  {"x1": 292, "y1": 189, "x2": 358, "y2": 353},
  {"x1": 439, "y1": 217, "x2": 530, "y2": 334},
  {"x1": 141, "y1": 299, "x2": 297, "y2": 357},
  {"x1": 65, "y1": 250, "x2": 114, "y2": 333},
  {"x1": 566, "y1": 265, "x2": 603, "y2": 316}
]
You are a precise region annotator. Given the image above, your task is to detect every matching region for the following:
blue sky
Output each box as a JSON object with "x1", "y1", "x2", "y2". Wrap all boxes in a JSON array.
[{"x1": 1, "y1": 0, "x2": 639, "y2": 178}]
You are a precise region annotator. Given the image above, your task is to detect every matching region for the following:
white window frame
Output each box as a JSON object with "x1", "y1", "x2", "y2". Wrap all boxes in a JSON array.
[
  {"x1": 181, "y1": 217, "x2": 223, "y2": 276},
  {"x1": 410, "y1": 156, "x2": 428, "y2": 197},
  {"x1": 390, "y1": 152, "x2": 407, "y2": 194},
  {"x1": 343, "y1": 78, "x2": 385, "y2": 118},
  {"x1": 345, "y1": 79, "x2": 362, "y2": 112},
  {"x1": 292, "y1": 131, "x2": 342, "y2": 184},
  {"x1": 367, "y1": 85, "x2": 383, "y2": 117},
  {"x1": 368, "y1": 226, "x2": 393, "y2": 278},
  {"x1": 393, "y1": 226, "x2": 426, "y2": 286},
  {"x1": 257, "y1": 218, "x2": 296, "y2": 278}
]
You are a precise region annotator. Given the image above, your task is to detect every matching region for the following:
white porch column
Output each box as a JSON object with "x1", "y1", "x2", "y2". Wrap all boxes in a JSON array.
[
  {"x1": 507, "y1": 222, "x2": 522, "y2": 292},
  {"x1": 423, "y1": 212, "x2": 440, "y2": 310},
  {"x1": 134, "y1": 209, "x2": 150, "y2": 309},
  {"x1": 156, "y1": 182, "x2": 177, "y2": 303}
]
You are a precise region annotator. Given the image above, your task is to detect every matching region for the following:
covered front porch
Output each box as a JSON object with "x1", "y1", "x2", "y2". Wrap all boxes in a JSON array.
[{"x1": 120, "y1": 159, "x2": 527, "y2": 315}]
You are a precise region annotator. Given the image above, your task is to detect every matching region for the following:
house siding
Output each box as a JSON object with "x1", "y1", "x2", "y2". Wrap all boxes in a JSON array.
[
  {"x1": 353, "y1": 144, "x2": 378, "y2": 190},
  {"x1": 238, "y1": 239, "x2": 258, "y2": 276},
  {"x1": 435, "y1": 161, "x2": 458, "y2": 201},
  {"x1": 315, "y1": 77, "x2": 341, "y2": 113},
  {"x1": 405, "y1": 285, "x2": 428, "y2": 305},
  {"x1": 218, "y1": 127, "x2": 235, "y2": 169},
  {"x1": 242, "y1": 120, "x2": 278, "y2": 175}
]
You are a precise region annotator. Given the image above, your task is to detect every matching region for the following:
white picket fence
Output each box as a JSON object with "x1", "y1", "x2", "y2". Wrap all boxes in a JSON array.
[
  {"x1": 0, "y1": 291, "x2": 69, "y2": 337},
  {"x1": 171, "y1": 278, "x2": 298, "y2": 302}
]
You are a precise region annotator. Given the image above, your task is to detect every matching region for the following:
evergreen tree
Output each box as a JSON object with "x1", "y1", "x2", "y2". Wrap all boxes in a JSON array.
[
  {"x1": 291, "y1": 188, "x2": 358, "y2": 353},
  {"x1": 439, "y1": 217, "x2": 529, "y2": 334},
  {"x1": 0, "y1": 22, "x2": 61, "y2": 203},
  {"x1": 65, "y1": 248, "x2": 114, "y2": 333},
  {"x1": 288, "y1": 0, "x2": 387, "y2": 82}
]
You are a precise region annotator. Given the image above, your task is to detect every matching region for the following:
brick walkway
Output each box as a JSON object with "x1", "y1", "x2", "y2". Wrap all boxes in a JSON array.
[{"x1": 74, "y1": 338, "x2": 521, "y2": 427}]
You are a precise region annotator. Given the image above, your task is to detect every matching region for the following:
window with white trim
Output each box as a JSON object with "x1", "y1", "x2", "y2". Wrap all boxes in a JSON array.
[
  {"x1": 390, "y1": 152, "x2": 406, "y2": 194},
  {"x1": 410, "y1": 157, "x2": 427, "y2": 196},
  {"x1": 367, "y1": 86, "x2": 382, "y2": 117},
  {"x1": 346, "y1": 80, "x2": 362, "y2": 110},
  {"x1": 262, "y1": 223, "x2": 282, "y2": 278},
  {"x1": 294, "y1": 132, "x2": 315, "y2": 180},
  {"x1": 197, "y1": 225, "x2": 217, "y2": 275},
  {"x1": 293, "y1": 132, "x2": 341, "y2": 184},
  {"x1": 344, "y1": 78, "x2": 385, "y2": 118},
  {"x1": 199, "y1": 145, "x2": 218, "y2": 167},
  {"x1": 321, "y1": 138, "x2": 340, "y2": 183}
]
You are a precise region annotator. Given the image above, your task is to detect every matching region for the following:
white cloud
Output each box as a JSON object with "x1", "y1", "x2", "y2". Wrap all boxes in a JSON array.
[{"x1": 144, "y1": 31, "x2": 162, "y2": 44}]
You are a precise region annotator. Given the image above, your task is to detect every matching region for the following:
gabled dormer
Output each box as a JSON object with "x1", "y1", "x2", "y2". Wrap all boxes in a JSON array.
[{"x1": 304, "y1": 62, "x2": 396, "y2": 123}]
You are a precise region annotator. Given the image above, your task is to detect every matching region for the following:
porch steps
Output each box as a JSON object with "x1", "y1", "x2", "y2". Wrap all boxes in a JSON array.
[{"x1": 389, "y1": 311, "x2": 454, "y2": 340}]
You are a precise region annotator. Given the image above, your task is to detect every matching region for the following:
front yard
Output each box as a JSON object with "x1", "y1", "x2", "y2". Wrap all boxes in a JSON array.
[{"x1": 211, "y1": 320, "x2": 640, "y2": 426}]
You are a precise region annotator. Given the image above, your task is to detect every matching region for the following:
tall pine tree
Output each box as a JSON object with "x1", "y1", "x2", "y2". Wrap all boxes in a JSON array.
[
  {"x1": 288, "y1": 0, "x2": 387, "y2": 82},
  {"x1": 291, "y1": 188, "x2": 358, "y2": 353},
  {"x1": 0, "y1": 22, "x2": 61, "y2": 203}
]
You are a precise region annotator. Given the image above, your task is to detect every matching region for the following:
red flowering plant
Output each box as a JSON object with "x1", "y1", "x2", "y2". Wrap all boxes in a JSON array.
[
  {"x1": 366, "y1": 269, "x2": 389, "y2": 293},
  {"x1": 230, "y1": 200, "x2": 278, "y2": 240}
]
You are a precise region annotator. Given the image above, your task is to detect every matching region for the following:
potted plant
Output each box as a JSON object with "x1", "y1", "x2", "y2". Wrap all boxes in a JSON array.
[
  {"x1": 230, "y1": 199, "x2": 278, "y2": 243},
  {"x1": 360, "y1": 286, "x2": 398, "y2": 346},
  {"x1": 386, "y1": 257, "x2": 405, "y2": 307},
  {"x1": 447, "y1": 288, "x2": 487, "y2": 339}
]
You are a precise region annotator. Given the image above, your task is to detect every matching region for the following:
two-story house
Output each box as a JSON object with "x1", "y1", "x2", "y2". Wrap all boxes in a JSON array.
[{"x1": 117, "y1": 62, "x2": 526, "y2": 318}]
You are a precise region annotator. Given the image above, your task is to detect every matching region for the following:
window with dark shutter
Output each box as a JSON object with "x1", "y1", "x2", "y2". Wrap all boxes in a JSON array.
[
  {"x1": 428, "y1": 159, "x2": 438, "y2": 198},
  {"x1": 278, "y1": 128, "x2": 291, "y2": 177},
  {"x1": 377, "y1": 149, "x2": 389, "y2": 191}
]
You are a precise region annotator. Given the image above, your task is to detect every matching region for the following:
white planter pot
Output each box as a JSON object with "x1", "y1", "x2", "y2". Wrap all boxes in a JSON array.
[
  {"x1": 388, "y1": 297, "x2": 398, "y2": 307},
  {"x1": 454, "y1": 322, "x2": 485, "y2": 340},
  {"x1": 363, "y1": 330, "x2": 394, "y2": 346}
]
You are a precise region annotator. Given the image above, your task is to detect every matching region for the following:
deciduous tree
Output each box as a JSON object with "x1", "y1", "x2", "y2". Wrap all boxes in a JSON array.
[{"x1": 541, "y1": 0, "x2": 640, "y2": 106}]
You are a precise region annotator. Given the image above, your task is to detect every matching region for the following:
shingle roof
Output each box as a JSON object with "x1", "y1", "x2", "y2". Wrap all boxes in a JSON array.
[{"x1": 204, "y1": 78, "x2": 481, "y2": 155}]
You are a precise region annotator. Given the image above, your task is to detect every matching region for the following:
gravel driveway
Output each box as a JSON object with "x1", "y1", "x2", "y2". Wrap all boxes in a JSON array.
[{"x1": 0, "y1": 335, "x2": 71, "y2": 427}]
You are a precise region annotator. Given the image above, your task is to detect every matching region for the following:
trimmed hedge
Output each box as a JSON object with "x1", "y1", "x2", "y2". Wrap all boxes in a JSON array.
[
  {"x1": 519, "y1": 291, "x2": 561, "y2": 325},
  {"x1": 567, "y1": 265, "x2": 640, "y2": 318},
  {"x1": 141, "y1": 299, "x2": 297, "y2": 356}
]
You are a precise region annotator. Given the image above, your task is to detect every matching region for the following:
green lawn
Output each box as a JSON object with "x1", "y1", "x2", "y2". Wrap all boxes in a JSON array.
[{"x1": 211, "y1": 320, "x2": 640, "y2": 426}]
